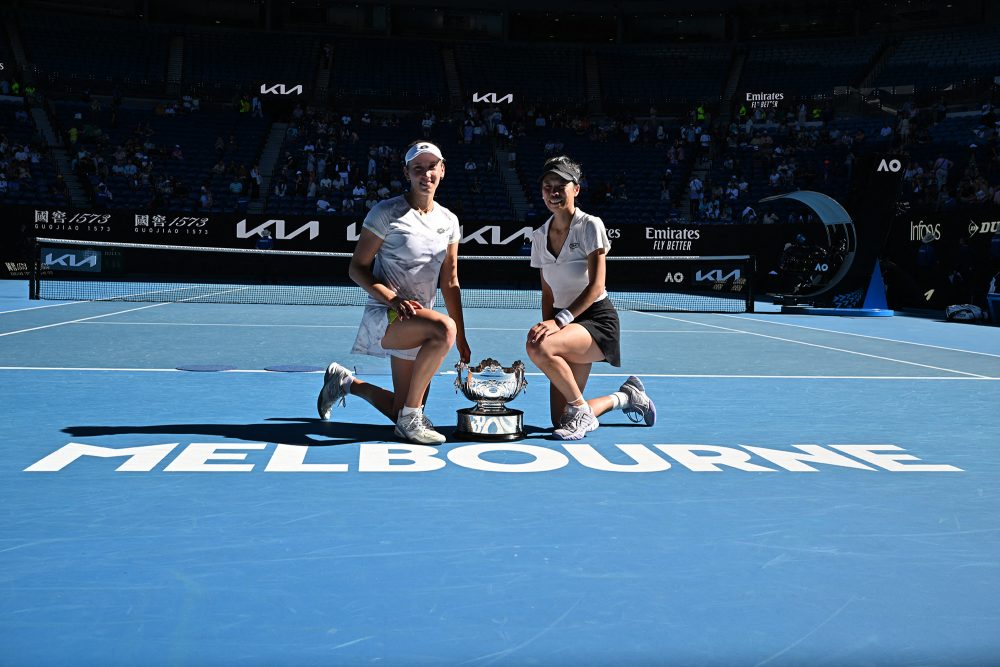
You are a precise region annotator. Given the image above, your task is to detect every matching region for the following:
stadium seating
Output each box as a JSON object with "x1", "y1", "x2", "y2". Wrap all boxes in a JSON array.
[
  {"x1": 876, "y1": 27, "x2": 1000, "y2": 90},
  {"x1": 183, "y1": 29, "x2": 322, "y2": 102},
  {"x1": 0, "y1": 100, "x2": 66, "y2": 208},
  {"x1": 332, "y1": 38, "x2": 447, "y2": 106},
  {"x1": 18, "y1": 11, "x2": 170, "y2": 96},
  {"x1": 452, "y1": 42, "x2": 587, "y2": 108},
  {"x1": 596, "y1": 44, "x2": 732, "y2": 110},
  {"x1": 52, "y1": 101, "x2": 269, "y2": 211},
  {"x1": 740, "y1": 36, "x2": 882, "y2": 97}
]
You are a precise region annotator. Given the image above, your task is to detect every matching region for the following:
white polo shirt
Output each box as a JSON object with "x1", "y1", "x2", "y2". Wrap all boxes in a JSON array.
[
  {"x1": 362, "y1": 195, "x2": 461, "y2": 308},
  {"x1": 529, "y1": 209, "x2": 611, "y2": 309}
]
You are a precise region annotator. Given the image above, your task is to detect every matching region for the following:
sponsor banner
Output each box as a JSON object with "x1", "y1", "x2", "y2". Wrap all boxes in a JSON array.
[
  {"x1": 11, "y1": 206, "x2": 862, "y2": 294},
  {"x1": 0, "y1": 259, "x2": 32, "y2": 279},
  {"x1": 897, "y1": 213, "x2": 1000, "y2": 245},
  {"x1": 40, "y1": 247, "x2": 101, "y2": 272},
  {"x1": 16, "y1": 206, "x2": 799, "y2": 259},
  {"x1": 883, "y1": 207, "x2": 1000, "y2": 308}
]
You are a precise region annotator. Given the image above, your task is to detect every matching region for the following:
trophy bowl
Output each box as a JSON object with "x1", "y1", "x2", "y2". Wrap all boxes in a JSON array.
[{"x1": 454, "y1": 358, "x2": 528, "y2": 441}]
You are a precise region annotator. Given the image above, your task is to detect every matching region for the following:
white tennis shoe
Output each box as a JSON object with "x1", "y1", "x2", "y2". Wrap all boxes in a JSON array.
[
  {"x1": 553, "y1": 409, "x2": 599, "y2": 440},
  {"x1": 317, "y1": 362, "x2": 353, "y2": 420},
  {"x1": 394, "y1": 410, "x2": 446, "y2": 445},
  {"x1": 620, "y1": 376, "x2": 656, "y2": 426}
]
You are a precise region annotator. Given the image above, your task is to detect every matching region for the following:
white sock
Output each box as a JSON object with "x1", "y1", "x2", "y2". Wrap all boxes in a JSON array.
[
  {"x1": 609, "y1": 392, "x2": 629, "y2": 411},
  {"x1": 566, "y1": 400, "x2": 592, "y2": 415},
  {"x1": 400, "y1": 405, "x2": 422, "y2": 418}
]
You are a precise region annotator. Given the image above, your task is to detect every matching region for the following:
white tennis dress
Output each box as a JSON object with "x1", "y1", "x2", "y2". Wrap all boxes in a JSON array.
[{"x1": 351, "y1": 195, "x2": 461, "y2": 360}]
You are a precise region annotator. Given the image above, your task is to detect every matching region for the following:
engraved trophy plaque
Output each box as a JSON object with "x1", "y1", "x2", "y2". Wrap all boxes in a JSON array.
[{"x1": 454, "y1": 358, "x2": 528, "y2": 441}]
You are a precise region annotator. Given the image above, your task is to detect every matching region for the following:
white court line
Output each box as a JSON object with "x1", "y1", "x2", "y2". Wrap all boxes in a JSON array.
[
  {"x1": 0, "y1": 366, "x2": 996, "y2": 380},
  {"x1": 71, "y1": 321, "x2": 738, "y2": 334},
  {"x1": 0, "y1": 302, "x2": 176, "y2": 337},
  {"x1": 77, "y1": 321, "x2": 361, "y2": 329},
  {"x1": 635, "y1": 311, "x2": 992, "y2": 379},
  {"x1": 719, "y1": 313, "x2": 1000, "y2": 359},
  {"x1": 0, "y1": 300, "x2": 89, "y2": 314},
  {"x1": 0, "y1": 286, "x2": 253, "y2": 338}
]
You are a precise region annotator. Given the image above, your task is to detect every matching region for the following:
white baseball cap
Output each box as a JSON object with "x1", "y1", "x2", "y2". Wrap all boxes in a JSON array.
[{"x1": 404, "y1": 142, "x2": 444, "y2": 165}]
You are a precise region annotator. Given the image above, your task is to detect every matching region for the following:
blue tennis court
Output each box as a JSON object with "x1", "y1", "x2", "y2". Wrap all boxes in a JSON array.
[{"x1": 2, "y1": 279, "x2": 999, "y2": 666}]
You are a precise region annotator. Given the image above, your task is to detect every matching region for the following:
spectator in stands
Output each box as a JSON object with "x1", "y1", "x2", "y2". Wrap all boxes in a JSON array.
[
  {"x1": 688, "y1": 176, "x2": 703, "y2": 216},
  {"x1": 199, "y1": 187, "x2": 213, "y2": 210},
  {"x1": 244, "y1": 165, "x2": 259, "y2": 201},
  {"x1": 316, "y1": 140, "x2": 470, "y2": 446},
  {"x1": 525, "y1": 155, "x2": 655, "y2": 441},
  {"x1": 256, "y1": 229, "x2": 274, "y2": 250},
  {"x1": 229, "y1": 177, "x2": 243, "y2": 195},
  {"x1": 933, "y1": 154, "x2": 953, "y2": 189},
  {"x1": 316, "y1": 197, "x2": 332, "y2": 213},
  {"x1": 51, "y1": 175, "x2": 69, "y2": 202},
  {"x1": 95, "y1": 182, "x2": 113, "y2": 207},
  {"x1": 273, "y1": 179, "x2": 288, "y2": 198}
]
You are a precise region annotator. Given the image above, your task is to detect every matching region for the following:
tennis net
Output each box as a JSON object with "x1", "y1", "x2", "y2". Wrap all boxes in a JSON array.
[{"x1": 31, "y1": 238, "x2": 755, "y2": 312}]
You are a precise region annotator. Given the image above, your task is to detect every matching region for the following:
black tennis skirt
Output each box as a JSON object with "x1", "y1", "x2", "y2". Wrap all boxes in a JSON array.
[{"x1": 575, "y1": 297, "x2": 621, "y2": 367}]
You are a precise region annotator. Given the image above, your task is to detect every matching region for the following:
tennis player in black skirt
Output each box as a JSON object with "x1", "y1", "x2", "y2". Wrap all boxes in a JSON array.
[{"x1": 526, "y1": 156, "x2": 656, "y2": 439}]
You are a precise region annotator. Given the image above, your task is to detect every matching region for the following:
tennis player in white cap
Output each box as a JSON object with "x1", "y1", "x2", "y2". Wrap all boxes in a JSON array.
[
  {"x1": 318, "y1": 140, "x2": 471, "y2": 444},
  {"x1": 527, "y1": 155, "x2": 656, "y2": 439}
]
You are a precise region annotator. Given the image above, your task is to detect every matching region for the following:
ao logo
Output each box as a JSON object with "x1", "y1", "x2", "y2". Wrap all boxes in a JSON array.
[
  {"x1": 814, "y1": 263, "x2": 829, "y2": 272},
  {"x1": 664, "y1": 272, "x2": 684, "y2": 283},
  {"x1": 877, "y1": 159, "x2": 902, "y2": 172}
]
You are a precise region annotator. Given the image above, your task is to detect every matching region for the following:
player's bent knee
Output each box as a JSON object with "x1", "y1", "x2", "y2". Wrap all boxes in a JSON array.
[
  {"x1": 527, "y1": 338, "x2": 557, "y2": 363},
  {"x1": 426, "y1": 316, "x2": 456, "y2": 347},
  {"x1": 442, "y1": 317, "x2": 457, "y2": 346}
]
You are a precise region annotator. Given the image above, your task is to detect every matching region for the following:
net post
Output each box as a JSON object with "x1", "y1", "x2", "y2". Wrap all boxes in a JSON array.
[
  {"x1": 746, "y1": 255, "x2": 756, "y2": 313},
  {"x1": 28, "y1": 238, "x2": 39, "y2": 300}
]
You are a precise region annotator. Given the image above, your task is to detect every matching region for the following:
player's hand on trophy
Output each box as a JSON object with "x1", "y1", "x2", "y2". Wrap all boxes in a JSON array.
[{"x1": 528, "y1": 319, "x2": 560, "y2": 344}]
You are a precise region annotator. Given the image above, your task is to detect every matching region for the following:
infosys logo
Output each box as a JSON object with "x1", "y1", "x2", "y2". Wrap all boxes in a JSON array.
[
  {"x1": 910, "y1": 220, "x2": 941, "y2": 241},
  {"x1": 968, "y1": 220, "x2": 1000, "y2": 237}
]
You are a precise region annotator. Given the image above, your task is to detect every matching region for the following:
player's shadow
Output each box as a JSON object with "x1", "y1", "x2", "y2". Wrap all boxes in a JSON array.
[
  {"x1": 63, "y1": 418, "x2": 398, "y2": 447},
  {"x1": 62, "y1": 418, "x2": 552, "y2": 446}
]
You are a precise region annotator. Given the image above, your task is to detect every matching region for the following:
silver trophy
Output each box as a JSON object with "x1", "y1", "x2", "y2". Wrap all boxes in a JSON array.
[{"x1": 454, "y1": 358, "x2": 528, "y2": 441}]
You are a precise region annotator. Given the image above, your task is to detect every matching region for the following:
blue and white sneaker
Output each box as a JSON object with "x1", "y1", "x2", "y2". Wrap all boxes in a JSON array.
[
  {"x1": 317, "y1": 362, "x2": 353, "y2": 420},
  {"x1": 620, "y1": 376, "x2": 656, "y2": 426}
]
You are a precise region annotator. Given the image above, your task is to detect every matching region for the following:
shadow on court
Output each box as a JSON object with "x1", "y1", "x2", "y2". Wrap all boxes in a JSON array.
[{"x1": 62, "y1": 418, "x2": 552, "y2": 446}]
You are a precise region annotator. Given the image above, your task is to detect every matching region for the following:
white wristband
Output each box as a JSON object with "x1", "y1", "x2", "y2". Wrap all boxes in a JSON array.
[{"x1": 554, "y1": 309, "x2": 574, "y2": 328}]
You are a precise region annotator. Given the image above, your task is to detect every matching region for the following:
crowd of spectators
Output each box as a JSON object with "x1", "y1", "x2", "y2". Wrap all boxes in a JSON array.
[
  {"x1": 271, "y1": 104, "x2": 409, "y2": 214},
  {"x1": 58, "y1": 90, "x2": 266, "y2": 212}
]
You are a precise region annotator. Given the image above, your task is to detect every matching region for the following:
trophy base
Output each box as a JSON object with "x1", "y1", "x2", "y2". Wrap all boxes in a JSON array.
[{"x1": 455, "y1": 408, "x2": 525, "y2": 442}]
